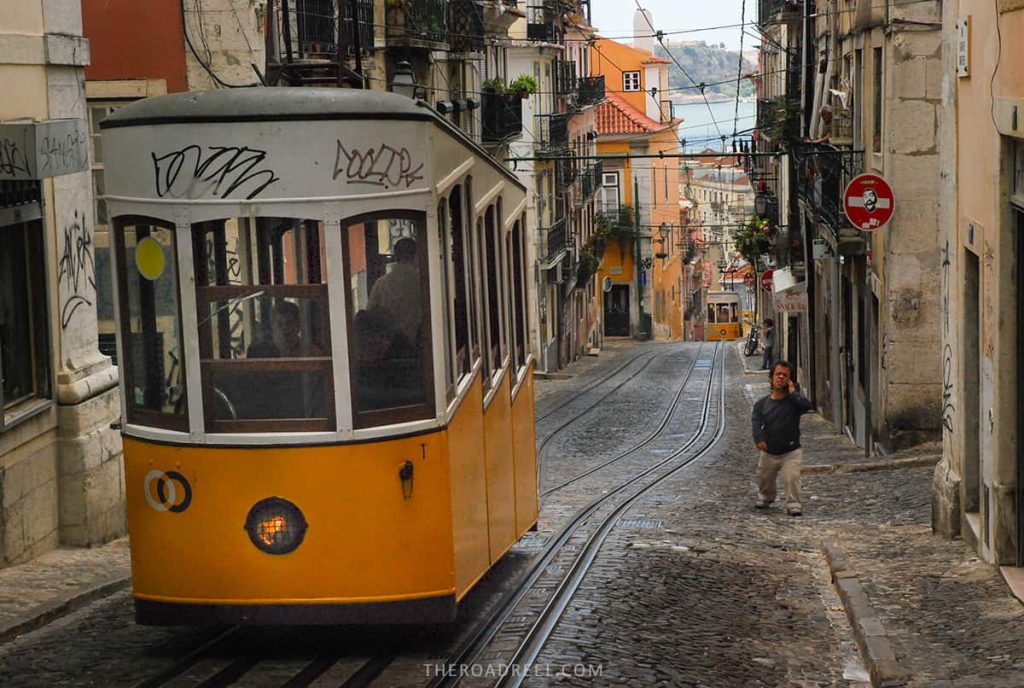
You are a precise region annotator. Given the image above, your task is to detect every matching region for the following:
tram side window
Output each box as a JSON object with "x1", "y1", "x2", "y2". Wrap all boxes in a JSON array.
[
  {"x1": 507, "y1": 221, "x2": 527, "y2": 375},
  {"x1": 113, "y1": 219, "x2": 187, "y2": 431},
  {"x1": 482, "y1": 205, "x2": 504, "y2": 382},
  {"x1": 343, "y1": 213, "x2": 434, "y2": 428},
  {"x1": 192, "y1": 217, "x2": 333, "y2": 433},
  {"x1": 446, "y1": 186, "x2": 473, "y2": 390}
]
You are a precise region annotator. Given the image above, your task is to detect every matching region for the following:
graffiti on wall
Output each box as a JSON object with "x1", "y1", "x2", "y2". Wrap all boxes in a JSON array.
[
  {"x1": 58, "y1": 210, "x2": 96, "y2": 329},
  {"x1": 940, "y1": 240, "x2": 955, "y2": 435}
]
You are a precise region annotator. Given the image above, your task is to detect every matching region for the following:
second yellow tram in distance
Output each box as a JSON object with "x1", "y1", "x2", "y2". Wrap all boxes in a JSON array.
[
  {"x1": 100, "y1": 88, "x2": 538, "y2": 624},
  {"x1": 705, "y1": 291, "x2": 744, "y2": 341}
]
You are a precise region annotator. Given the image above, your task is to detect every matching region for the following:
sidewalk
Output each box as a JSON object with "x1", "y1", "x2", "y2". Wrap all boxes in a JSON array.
[
  {"x1": 0, "y1": 536, "x2": 130, "y2": 644},
  {"x1": 734, "y1": 340, "x2": 1024, "y2": 686}
]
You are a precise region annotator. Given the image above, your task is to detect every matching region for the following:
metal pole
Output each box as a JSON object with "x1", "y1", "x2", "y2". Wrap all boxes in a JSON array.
[
  {"x1": 830, "y1": 255, "x2": 843, "y2": 433},
  {"x1": 634, "y1": 175, "x2": 645, "y2": 339}
]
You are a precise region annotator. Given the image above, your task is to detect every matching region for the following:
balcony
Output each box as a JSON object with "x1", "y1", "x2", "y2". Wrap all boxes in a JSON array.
[
  {"x1": 794, "y1": 145, "x2": 865, "y2": 234},
  {"x1": 578, "y1": 161, "x2": 603, "y2": 203},
  {"x1": 535, "y1": 112, "x2": 569, "y2": 154},
  {"x1": 545, "y1": 217, "x2": 568, "y2": 262},
  {"x1": 448, "y1": 0, "x2": 485, "y2": 53},
  {"x1": 756, "y1": 96, "x2": 800, "y2": 145},
  {"x1": 386, "y1": 0, "x2": 448, "y2": 47},
  {"x1": 554, "y1": 60, "x2": 578, "y2": 96},
  {"x1": 274, "y1": 0, "x2": 375, "y2": 85},
  {"x1": 526, "y1": 2, "x2": 560, "y2": 43},
  {"x1": 577, "y1": 75, "x2": 605, "y2": 107},
  {"x1": 481, "y1": 91, "x2": 523, "y2": 145},
  {"x1": 757, "y1": 0, "x2": 801, "y2": 27}
]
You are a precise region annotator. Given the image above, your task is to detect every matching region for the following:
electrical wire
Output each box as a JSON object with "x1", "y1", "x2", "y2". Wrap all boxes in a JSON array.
[
  {"x1": 633, "y1": 0, "x2": 723, "y2": 140},
  {"x1": 180, "y1": 0, "x2": 259, "y2": 88}
]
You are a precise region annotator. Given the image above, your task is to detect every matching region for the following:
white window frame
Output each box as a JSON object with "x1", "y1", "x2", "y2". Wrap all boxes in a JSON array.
[{"x1": 623, "y1": 71, "x2": 641, "y2": 92}]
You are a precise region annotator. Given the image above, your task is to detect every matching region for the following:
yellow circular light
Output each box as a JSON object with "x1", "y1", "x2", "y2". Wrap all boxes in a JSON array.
[{"x1": 135, "y1": 237, "x2": 166, "y2": 281}]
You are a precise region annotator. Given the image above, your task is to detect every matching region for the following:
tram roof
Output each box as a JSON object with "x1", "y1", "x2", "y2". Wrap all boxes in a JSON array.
[{"x1": 100, "y1": 88, "x2": 435, "y2": 129}]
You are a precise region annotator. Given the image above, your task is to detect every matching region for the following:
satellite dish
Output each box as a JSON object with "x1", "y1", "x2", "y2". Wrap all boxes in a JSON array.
[{"x1": 602, "y1": 276, "x2": 613, "y2": 292}]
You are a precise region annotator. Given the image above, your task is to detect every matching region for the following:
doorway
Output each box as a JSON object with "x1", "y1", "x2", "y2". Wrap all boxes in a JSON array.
[{"x1": 604, "y1": 284, "x2": 630, "y2": 337}]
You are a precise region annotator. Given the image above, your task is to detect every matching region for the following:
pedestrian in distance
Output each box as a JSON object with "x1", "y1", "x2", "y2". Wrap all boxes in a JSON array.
[
  {"x1": 752, "y1": 361, "x2": 814, "y2": 516},
  {"x1": 761, "y1": 318, "x2": 775, "y2": 370}
]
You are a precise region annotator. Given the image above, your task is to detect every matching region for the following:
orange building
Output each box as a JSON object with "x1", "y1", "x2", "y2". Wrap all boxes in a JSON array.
[{"x1": 591, "y1": 39, "x2": 682, "y2": 341}]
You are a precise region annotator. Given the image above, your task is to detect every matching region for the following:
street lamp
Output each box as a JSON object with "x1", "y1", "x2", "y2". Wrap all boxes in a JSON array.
[
  {"x1": 656, "y1": 222, "x2": 670, "y2": 259},
  {"x1": 754, "y1": 192, "x2": 769, "y2": 217},
  {"x1": 390, "y1": 61, "x2": 420, "y2": 100}
]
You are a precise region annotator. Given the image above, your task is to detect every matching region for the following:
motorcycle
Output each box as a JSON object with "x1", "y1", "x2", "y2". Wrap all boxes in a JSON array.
[{"x1": 743, "y1": 324, "x2": 760, "y2": 357}]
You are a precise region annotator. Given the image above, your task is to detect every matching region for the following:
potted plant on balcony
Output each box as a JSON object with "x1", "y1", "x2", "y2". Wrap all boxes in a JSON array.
[
  {"x1": 508, "y1": 74, "x2": 538, "y2": 100},
  {"x1": 482, "y1": 77, "x2": 505, "y2": 95}
]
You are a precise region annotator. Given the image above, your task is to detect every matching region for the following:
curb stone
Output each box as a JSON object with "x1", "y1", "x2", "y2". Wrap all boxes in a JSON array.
[
  {"x1": 821, "y1": 538, "x2": 907, "y2": 688},
  {"x1": 0, "y1": 575, "x2": 130, "y2": 645},
  {"x1": 803, "y1": 455, "x2": 940, "y2": 476}
]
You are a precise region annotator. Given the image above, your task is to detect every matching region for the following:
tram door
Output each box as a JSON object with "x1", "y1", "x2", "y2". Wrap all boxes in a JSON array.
[{"x1": 604, "y1": 284, "x2": 630, "y2": 337}]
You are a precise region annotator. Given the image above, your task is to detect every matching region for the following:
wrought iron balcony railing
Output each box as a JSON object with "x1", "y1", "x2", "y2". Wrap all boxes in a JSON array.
[
  {"x1": 577, "y1": 75, "x2": 605, "y2": 107},
  {"x1": 793, "y1": 145, "x2": 865, "y2": 233},
  {"x1": 578, "y1": 161, "x2": 602, "y2": 203},
  {"x1": 758, "y1": 0, "x2": 801, "y2": 26},
  {"x1": 535, "y1": 112, "x2": 569, "y2": 154},
  {"x1": 481, "y1": 91, "x2": 524, "y2": 145},
  {"x1": 386, "y1": 0, "x2": 448, "y2": 46},
  {"x1": 526, "y1": 2, "x2": 561, "y2": 43},
  {"x1": 277, "y1": 0, "x2": 374, "y2": 61},
  {"x1": 545, "y1": 216, "x2": 568, "y2": 260},
  {"x1": 448, "y1": 0, "x2": 485, "y2": 53},
  {"x1": 554, "y1": 60, "x2": 577, "y2": 96}
]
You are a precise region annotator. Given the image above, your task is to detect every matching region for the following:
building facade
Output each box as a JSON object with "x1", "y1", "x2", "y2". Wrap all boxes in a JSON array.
[
  {"x1": 933, "y1": 0, "x2": 1024, "y2": 566},
  {"x1": 591, "y1": 30, "x2": 682, "y2": 342},
  {"x1": 0, "y1": 0, "x2": 123, "y2": 568},
  {"x1": 755, "y1": 0, "x2": 944, "y2": 454}
]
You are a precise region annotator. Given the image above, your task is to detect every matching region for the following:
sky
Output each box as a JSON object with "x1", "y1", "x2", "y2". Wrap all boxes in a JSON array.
[{"x1": 589, "y1": 0, "x2": 753, "y2": 53}]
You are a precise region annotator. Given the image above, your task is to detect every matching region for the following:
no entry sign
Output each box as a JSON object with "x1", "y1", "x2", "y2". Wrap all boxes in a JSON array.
[{"x1": 844, "y1": 174, "x2": 895, "y2": 231}]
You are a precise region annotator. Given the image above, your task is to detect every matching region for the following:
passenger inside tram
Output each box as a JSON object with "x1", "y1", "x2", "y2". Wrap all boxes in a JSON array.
[{"x1": 349, "y1": 229, "x2": 428, "y2": 414}]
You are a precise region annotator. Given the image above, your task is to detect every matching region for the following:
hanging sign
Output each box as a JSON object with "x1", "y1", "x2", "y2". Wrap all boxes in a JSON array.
[{"x1": 760, "y1": 270, "x2": 774, "y2": 292}]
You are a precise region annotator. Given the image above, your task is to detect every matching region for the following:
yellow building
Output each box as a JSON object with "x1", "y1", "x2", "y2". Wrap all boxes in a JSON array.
[{"x1": 591, "y1": 38, "x2": 682, "y2": 340}]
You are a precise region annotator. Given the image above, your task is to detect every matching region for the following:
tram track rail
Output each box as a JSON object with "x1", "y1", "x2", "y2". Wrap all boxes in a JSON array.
[
  {"x1": 540, "y1": 343, "x2": 707, "y2": 497},
  {"x1": 534, "y1": 349, "x2": 659, "y2": 424},
  {"x1": 426, "y1": 343, "x2": 725, "y2": 688}
]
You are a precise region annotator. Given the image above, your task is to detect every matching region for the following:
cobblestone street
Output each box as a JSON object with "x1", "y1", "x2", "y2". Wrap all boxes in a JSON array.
[{"x1": 1, "y1": 341, "x2": 1023, "y2": 687}]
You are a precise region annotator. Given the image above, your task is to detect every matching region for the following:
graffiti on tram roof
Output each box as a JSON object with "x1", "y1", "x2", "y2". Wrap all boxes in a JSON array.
[
  {"x1": 333, "y1": 141, "x2": 424, "y2": 189},
  {"x1": 152, "y1": 145, "x2": 280, "y2": 200}
]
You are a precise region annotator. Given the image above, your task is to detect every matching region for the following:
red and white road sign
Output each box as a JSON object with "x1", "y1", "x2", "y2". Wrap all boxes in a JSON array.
[
  {"x1": 760, "y1": 270, "x2": 774, "y2": 292},
  {"x1": 844, "y1": 173, "x2": 895, "y2": 231}
]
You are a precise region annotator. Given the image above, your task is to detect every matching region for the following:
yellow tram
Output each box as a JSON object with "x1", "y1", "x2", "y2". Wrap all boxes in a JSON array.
[
  {"x1": 705, "y1": 291, "x2": 743, "y2": 341},
  {"x1": 100, "y1": 89, "x2": 538, "y2": 624}
]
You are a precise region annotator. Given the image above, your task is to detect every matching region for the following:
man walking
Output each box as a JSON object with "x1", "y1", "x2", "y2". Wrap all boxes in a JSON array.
[
  {"x1": 761, "y1": 318, "x2": 775, "y2": 370},
  {"x1": 752, "y1": 361, "x2": 814, "y2": 516}
]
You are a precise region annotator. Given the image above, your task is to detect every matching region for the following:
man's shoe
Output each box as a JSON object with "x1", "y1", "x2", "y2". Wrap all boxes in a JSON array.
[
  {"x1": 755, "y1": 499, "x2": 772, "y2": 509},
  {"x1": 787, "y1": 507, "x2": 802, "y2": 516}
]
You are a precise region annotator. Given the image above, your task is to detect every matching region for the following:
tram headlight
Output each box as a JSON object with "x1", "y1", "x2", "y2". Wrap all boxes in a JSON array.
[{"x1": 244, "y1": 497, "x2": 308, "y2": 555}]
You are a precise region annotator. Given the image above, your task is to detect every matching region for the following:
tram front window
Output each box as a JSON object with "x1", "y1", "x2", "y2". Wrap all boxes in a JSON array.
[
  {"x1": 114, "y1": 219, "x2": 188, "y2": 431},
  {"x1": 343, "y1": 213, "x2": 434, "y2": 428},
  {"x1": 193, "y1": 217, "x2": 333, "y2": 432}
]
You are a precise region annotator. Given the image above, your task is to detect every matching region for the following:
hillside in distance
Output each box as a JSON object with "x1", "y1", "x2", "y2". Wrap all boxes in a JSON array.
[{"x1": 656, "y1": 40, "x2": 757, "y2": 101}]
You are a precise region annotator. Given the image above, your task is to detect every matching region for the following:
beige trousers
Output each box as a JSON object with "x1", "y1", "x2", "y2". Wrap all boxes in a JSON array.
[{"x1": 756, "y1": 448, "x2": 803, "y2": 509}]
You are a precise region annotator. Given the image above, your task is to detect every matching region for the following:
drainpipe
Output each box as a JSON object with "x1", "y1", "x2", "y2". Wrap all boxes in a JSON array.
[
  {"x1": 830, "y1": 254, "x2": 842, "y2": 433},
  {"x1": 634, "y1": 175, "x2": 646, "y2": 339}
]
